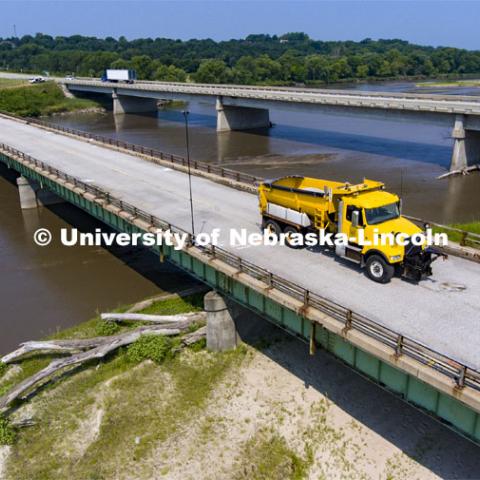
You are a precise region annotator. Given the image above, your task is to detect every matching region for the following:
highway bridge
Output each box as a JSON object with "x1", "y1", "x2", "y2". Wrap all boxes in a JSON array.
[
  {"x1": 62, "y1": 78, "x2": 480, "y2": 171},
  {"x1": 1, "y1": 114, "x2": 480, "y2": 442}
]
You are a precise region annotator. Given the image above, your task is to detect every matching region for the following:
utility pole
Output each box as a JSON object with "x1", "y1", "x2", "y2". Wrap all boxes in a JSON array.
[{"x1": 182, "y1": 110, "x2": 195, "y2": 238}]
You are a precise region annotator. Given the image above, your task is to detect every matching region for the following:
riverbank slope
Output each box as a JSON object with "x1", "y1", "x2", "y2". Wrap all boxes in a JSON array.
[
  {"x1": 0, "y1": 80, "x2": 103, "y2": 117},
  {"x1": 1, "y1": 292, "x2": 479, "y2": 479}
]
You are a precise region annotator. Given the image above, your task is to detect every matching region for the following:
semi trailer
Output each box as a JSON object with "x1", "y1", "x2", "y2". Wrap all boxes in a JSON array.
[
  {"x1": 101, "y1": 69, "x2": 136, "y2": 83},
  {"x1": 258, "y1": 176, "x2": 444, "y2": 283}
]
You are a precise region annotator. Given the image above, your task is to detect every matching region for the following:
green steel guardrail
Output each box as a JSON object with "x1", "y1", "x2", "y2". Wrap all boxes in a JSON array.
[{"x1": 1, "y1": 141, "x2": 480, "y2": 397}]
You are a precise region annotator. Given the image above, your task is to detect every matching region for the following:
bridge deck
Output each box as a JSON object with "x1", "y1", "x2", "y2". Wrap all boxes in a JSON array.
[
  {"x1": 1, "y1": 116, "x2": 479, "y2": 369},
  {"x1": 64, "y1": 79, "x2": 480, "y2": 116}
]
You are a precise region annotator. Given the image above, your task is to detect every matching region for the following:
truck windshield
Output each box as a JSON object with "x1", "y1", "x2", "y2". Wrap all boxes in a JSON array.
[{"x1": 365, "y1": 203, "x2": 400, "y2": 225}]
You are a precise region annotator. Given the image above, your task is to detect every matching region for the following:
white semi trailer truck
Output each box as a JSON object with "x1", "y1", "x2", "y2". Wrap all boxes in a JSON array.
[{"x1": 101, "y1": 69, "x2": 136, "y2": 83}]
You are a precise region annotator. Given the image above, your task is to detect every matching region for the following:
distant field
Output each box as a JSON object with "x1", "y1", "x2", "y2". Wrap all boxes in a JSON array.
[
  {"x1": 416, "y1": 79, "x2": 480, "y2": 87},
  {"x1": 0, "y1": 78, "x2": 29, "y2": 89}
]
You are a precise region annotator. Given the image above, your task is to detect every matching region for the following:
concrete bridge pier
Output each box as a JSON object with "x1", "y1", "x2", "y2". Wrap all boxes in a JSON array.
[
  {"x1": 112, "y1": 92, "x2": 158, "y2": 115},
  {"x1": 216, "y1": 96, "x2": 270, "y2": 132},
  {"x1": 450, "y1": 114, "x2": 480, "y2": 171},
  {"x1": 16, "y1": 176, "x2": 64, "y2": 209},
  {"x1": 205, "y1": 291, "x2": 238, "y2": 352}
]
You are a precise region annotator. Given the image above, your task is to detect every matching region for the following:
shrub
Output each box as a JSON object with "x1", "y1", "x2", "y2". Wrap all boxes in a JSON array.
[
  {"x1": 126, "y1": 335, "x2": 174, "y2": 364},
  {"x1": 0, "y1": 362, "x2": 7, "y2": 377},
  {"x1": 95, "y1": 321, "x2": 120, "y2": 336},
  {"x1": 0, "y1": 417, "x2": 16, "y2": 445}
]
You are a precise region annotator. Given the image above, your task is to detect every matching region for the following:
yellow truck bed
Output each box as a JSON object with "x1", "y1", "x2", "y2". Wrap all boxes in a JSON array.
[{"x1": 258, "y1": 175, "x2": 385, "y2": 222}]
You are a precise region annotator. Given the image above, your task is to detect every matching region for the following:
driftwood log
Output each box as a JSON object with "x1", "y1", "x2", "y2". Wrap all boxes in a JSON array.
[
  {"x1": 100, "y1": 312, "x2": 206, "y2": 324},
  {"x1": 0, "y1": 315, "x2": 206, "y2": 412},
  {"x1": 437, "y1": 164, "x2": 480, "y2": 179}
]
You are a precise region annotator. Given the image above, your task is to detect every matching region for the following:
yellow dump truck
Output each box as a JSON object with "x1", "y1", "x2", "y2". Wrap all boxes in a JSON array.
[{"x1": 258, "y1": 176, "x2": 443, "y2": 283}]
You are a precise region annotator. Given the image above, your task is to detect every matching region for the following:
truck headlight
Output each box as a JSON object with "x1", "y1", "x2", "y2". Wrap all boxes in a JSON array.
[{"x1": 390, "y1": 255, "x2": 402, "y2": 262}]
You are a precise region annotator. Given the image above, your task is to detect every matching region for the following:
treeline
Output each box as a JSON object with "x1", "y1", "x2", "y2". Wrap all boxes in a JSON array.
[{"x1": 1, "y1": 32, "x2": 480, "y2": 84}]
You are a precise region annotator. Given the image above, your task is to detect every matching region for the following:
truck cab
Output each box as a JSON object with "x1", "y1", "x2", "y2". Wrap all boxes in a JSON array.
[{"x1": 337, "y1": 190, "x2": 430, "y2": 282}]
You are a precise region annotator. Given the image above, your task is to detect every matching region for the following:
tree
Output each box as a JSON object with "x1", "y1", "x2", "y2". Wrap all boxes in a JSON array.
[
  {"x1": 194, "y1": 59, "x2": 232, "y2": 83},
  {"x1": 130, "y1": 55, "x2": 155, "y2": 79},
  {"x1": 153, "y1": 64, "x2": 187, "y2": 82},
  {"x1": 1, "y1": 32, "x2": 479, "y2": 84},
  {"x1": 356, "y1": 64, "x2": 369, "y2": 78}
]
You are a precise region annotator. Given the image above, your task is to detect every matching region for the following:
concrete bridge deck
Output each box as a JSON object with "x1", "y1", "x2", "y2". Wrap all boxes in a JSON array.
[
  {"x1": 1, "y1": 116, "x2": 479, "y2": 370},
  {"x1": 64, "y1": 78, "x2": 480, "y2": 116}
]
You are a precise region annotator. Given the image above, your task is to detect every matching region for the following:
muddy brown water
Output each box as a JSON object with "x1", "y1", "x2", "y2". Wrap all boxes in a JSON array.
[
  {"x1": 0, "y1": 164, "x2": 193, "y2": 354},
  {"x1": 1, "y1": 81, "x2": 479, "y2": 352}
]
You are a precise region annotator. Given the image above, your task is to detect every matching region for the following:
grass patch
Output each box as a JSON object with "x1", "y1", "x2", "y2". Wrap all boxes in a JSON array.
[
  {"x1": 126, "y1": 334, "x2": 177, "y2": 364},
  {"x1": 234, "y1": 428, "x2": 311, "y2": 480},
  {"x1": 0, "y1": 79, "x2": 29, "y2": 89},
  {"x1": 0, "y1": 416, "x2": 16, "y2": 445},
  {"x1": 433, "y1": 221, "x2": 480, "y2": 248},
  {"x1": 0, "y1": 81, "x2": 101, "y2": 117},
  {"x1": 417, "y1": 80, "x2": 480, "y2": 87},
  {"x1": 139, "y1": 292, "x2": 204, "y2": 315}
]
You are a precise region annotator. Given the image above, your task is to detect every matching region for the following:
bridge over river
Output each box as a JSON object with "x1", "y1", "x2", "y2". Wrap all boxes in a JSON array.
[
  {"x1": 63, "y1": 78, "x2": 480, "y2": 171},
  {"x1": 1, "y1": 114, "x2": 480, "y2": 442}
]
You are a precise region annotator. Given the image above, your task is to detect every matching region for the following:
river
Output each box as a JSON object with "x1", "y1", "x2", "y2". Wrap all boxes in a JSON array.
[{"x1": 1, "y1": 79, "x2": 479, "y2": 353}]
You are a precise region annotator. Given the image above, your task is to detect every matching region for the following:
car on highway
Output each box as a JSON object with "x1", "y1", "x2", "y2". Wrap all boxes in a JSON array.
[{"x1": 29, "y1": 76, "x2": 46, "y2": 84}]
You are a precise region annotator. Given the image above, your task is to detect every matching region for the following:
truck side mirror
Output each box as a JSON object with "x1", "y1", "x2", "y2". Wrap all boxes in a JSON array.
[{"x1": 351, "y1": 210, "x2": 360, "y2": 228}]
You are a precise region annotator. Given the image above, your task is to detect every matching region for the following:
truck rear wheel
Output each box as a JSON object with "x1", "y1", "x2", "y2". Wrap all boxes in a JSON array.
[
  {"x1": 283, "y1": 225, "x2": 304, "y2": 249},
  {"x1": 263, "y1": 219, "x2": 282, "y2": 238},
  {"x1": 366, "y1": 255, "x2": 394, "y2": 284}
]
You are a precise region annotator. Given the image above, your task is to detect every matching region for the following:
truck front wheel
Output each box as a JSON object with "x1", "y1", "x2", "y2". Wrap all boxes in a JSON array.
[{"x1": 365, "y1": 255, "x2": 394, "y2": 284}]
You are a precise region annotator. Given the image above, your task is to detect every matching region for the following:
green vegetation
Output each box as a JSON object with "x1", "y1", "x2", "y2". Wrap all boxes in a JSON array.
[
  {"x1": 417, "y1": 79, "x2": 480, "y2": 87},
  {"x1": 0, "y1": 78, "x2": 28, "y2": 88},
  {"x1": 126, "y1": 334, "x2": 176, "y2": 364},
  {"x1": 2, "y1": 32, "x2": 480, "y2": 85},
  {"x1": 234, "y1": 428, "x2": 310, "y2": 480},
  {"x1": 0, "y1": 81, "x2": 101, "y2": 117},
  {"x1": 0, "y1": 417, "x2": 16, "y2": 445},
  {"x1": 433, "y1": 221, "x2": 480, "y2": 248}
]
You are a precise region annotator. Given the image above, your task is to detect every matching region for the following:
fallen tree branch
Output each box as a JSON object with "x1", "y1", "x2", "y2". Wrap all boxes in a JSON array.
[
  {"x1": 0, "y1": 320, "x2": 207, "y2": 412},
  {"x1": 0, "y1": 325, "x2": 183, "y2": 411},
  {"x1": 100, "y1": 312, "x2": 206, "y2": 324},
  {"x1": 437, "y1": 164, "x2": 480, "y2": 179},
  {"x1": 181, "y1": 326, "x2": 207, "y2": 347},
  {"x1": 2, "y1": 316, "x2": 204, "y2": 365},
  {"x1": 2, "y1": 339, "x2": 107, "y2": 364}
]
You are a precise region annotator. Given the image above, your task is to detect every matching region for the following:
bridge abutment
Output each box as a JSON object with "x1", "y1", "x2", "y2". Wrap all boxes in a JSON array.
[
  {"x1": 216, "y1": 96, "x2": 270, "y2": 132},
  {"x1": 16, "y1": 176, "x2": 64, "y2": 209},
  {"x1": 205, "y1": 291, "x2": 238, "y2": 351},
  {"x1": 112, "y1": 92, "x2": 158, "y2": 115},
  {"x1": 450, "y1": 114, "x2": 480, "y2": 171}
]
